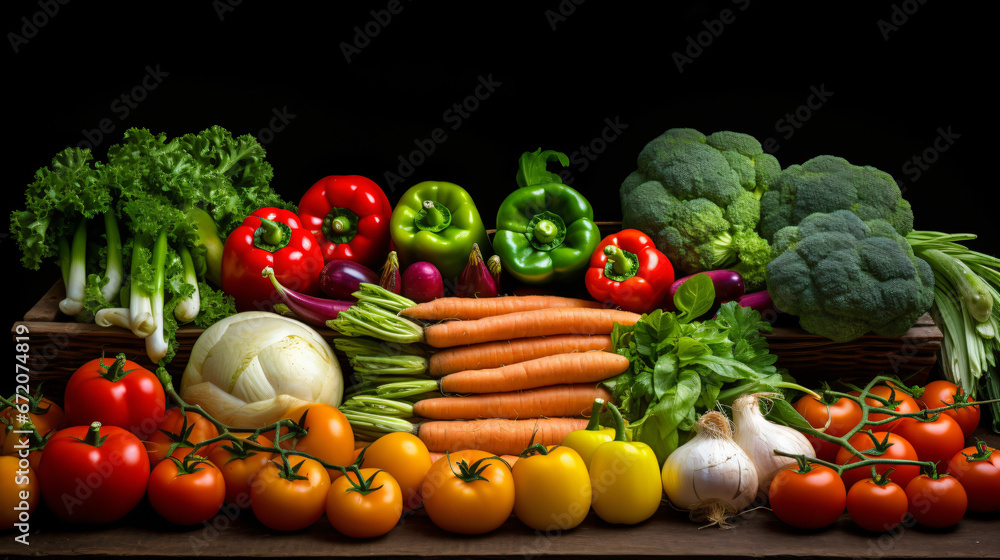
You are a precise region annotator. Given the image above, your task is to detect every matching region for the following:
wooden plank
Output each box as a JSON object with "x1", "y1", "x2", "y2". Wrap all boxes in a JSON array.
[{"x1": 2, "y1": 428, "x2": 998, "y2": 560}]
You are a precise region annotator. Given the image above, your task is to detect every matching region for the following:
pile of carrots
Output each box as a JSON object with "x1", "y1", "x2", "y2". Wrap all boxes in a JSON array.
[{"x1": 343, "y1": 295, "x2": 642, "y2": 456}]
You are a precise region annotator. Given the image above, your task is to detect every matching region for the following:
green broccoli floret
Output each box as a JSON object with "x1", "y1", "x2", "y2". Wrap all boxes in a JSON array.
[
  {"x1": 766, "y1": 210, "x2": 934, "y2": 342},
  {"x1": 620, "y1": 128, "x2": 780, "y2": 290},
  {"x1": 759, "y1": 155, "x2": 914, "y2": 243}
]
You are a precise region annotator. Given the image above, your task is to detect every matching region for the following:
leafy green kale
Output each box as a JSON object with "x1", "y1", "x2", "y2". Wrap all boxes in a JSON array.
[{"x1": 605, "y1": 287, "x2": 805, "y2": 464}]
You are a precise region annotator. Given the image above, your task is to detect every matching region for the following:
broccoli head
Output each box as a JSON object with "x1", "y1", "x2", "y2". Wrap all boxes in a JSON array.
[
  {"x1": 759, "y1": 155, "x2": 913, "y2": 243},
  {"x1": 766, "y1": 210, "x2": 934, "y2": 342},
  {"x1": 620, "y1": 128, "x2": 781, "y2": 289}
]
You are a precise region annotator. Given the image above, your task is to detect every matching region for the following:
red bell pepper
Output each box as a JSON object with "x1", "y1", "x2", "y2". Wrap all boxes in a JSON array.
[
  {"x1": 221, "y1": 211, "x2": 325, "y2": 312},
  {"x1": 298, "y1": 175, "x2": 392, "y2": 270},
  {"x1": 585, "y1": 229, "x2": 675, "y2": 313}
]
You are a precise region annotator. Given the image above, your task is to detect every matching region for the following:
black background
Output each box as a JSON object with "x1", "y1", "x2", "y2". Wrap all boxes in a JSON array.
[{"x1": 3, "y1": 1, "x2": 995, "y2": 376}]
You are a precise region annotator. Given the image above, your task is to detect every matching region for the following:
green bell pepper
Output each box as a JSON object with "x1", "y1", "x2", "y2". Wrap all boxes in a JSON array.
[
  {"x1": 390, "y1": 181, "x2": 492, "y2": 282},
  {"x1": 493, "y1": 149, "x2": 601, "y2": 285}
]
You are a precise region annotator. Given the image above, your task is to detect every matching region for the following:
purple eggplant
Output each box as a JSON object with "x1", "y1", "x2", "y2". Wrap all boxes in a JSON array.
[
  {"x1": 319, "y1": 259, "x2": 379, "y2": 300},
  {"x1": 263, "y1": 267, "x2": 353, "y2": 325},
  {"x1": 662, "y1": 270, "x2": 746, "y2": 311},
  {"x1": 736, "y1": 290, "x2": 778, "y2": 320}
]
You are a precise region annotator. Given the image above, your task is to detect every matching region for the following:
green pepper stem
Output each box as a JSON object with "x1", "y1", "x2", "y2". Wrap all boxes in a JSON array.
[
  {"x1": 604, "y1": 245, "x2": 635, "y2": 279},
  {"x1": 423, "y1": 200, "x2": 445, "y2": 228},
  {"x1": 533, "y1": 219, "x2": 558, "y2": 245}
]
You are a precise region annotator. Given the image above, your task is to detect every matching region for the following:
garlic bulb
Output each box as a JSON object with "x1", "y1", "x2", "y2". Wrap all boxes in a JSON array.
[
  {"x1": 661, "y1": 410, "x2": 758, "y2": 527},
  {"x1": 180, "y1": 312, "x2": 344, "y2": 427},
  {"x1": 732, "y1": 393, "x2": 816, "y2": 496}
]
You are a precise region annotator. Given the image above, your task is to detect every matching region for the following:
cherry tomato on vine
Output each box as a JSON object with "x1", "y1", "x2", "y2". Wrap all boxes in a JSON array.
[
  {"x1": 37, "y1": 422, "x2": 150, "y2": 524},
  {"x1": 421, "y1": 449, "x2": 515, "y2": 535},
  {"x1": 207, "y1": 432, "x2": 275, "y2": 508},
  {"x1": 250, "y1": 456, "x2": 331, "y2": 531},
  {"x1": 326, "y1": 467, "x2": 403, "y2": 538},
  {"x1": 919, "y1": 379, "x2": 981, "y2": 438},
  {"x1": 768, "y1": 463, "x2": 846, "y2": 529},
  {"x1": 0, "y1": 455, "x2": 38, "y2": 530},
  {"x1": 846, "y1": 473, "x2": 908, "y2": 532},
  {"x1": 360, "y1": 432, "x2": 432, "y2": 512},
  {"x1": 512, "y1": 445, "x2": 592, "y2": 532},
  {"x1": 851, "y1": 384, "x2": 921, "y2": 432},
  {"x1": 281, "y1": 403, "x2": 354, "y2": 480},
  {"x1": 146, "y1": 408, "x2": 220, "y2": 467},
  {"x1": 147, "y1": 457, "x2": 226, "y2": 525},
  {"x1": 893, "y1": 412, "x2": 965, "y2": 467},
  {"x1": 836, "y1": 431, "x2": 920, "y2": 490},
  {"x1": 63, "y1": 353, "x2": 166, "y2": 440},
  {"x1": 904, "y1": 473, "x2": 967, "y2": 528},
  {"x1": 793, "y1": 395, "x2": 863, "y2": 463},
  {"x1": 945, "y1": 442, "x2": 1000, "y2": 513}
]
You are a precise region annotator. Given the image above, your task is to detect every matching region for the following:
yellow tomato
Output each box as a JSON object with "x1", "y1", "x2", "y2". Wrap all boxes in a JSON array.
[
  {"x1": 0, "y1": 455, "x2": 39, "y2": 530},
  {"x1": 512, "y1": 445, "x2": 592, "y2": 532}
]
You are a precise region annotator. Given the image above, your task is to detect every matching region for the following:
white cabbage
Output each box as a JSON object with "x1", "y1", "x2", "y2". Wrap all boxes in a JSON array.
[{"x1": 180, "y1": 312, "x2": 343, "y2": 427}]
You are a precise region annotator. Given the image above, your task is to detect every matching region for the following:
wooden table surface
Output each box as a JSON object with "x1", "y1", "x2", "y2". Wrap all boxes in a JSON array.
[{"x1": 4, "y1": 430, "x2": 998, "y2": 560}]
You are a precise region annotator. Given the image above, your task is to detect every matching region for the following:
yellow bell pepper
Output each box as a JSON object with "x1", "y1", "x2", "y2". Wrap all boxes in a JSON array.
[{"x1": 589, "y1": 401, "x2": 662, "y2": 525}]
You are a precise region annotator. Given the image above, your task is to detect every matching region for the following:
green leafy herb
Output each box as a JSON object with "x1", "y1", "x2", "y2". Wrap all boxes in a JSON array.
[{"x1": 605, "y1": 300, "x2": 810, "y2": 464}]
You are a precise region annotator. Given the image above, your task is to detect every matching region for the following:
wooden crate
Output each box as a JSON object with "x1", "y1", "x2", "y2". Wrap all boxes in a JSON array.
[{"x1": 13, "y1": 278, "x2": 941, "y2": 402}]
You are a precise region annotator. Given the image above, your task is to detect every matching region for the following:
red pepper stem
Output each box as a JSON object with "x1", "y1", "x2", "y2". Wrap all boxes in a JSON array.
[
  {"x1": 253, "y1": 217, "x2": 291, "y2": 252},
  {"x1": 330, "y1": 216, "x2": 351, "y2": 234},
  {"x1": 604, "y1": 245, "x2": 634, "y2": 278}
]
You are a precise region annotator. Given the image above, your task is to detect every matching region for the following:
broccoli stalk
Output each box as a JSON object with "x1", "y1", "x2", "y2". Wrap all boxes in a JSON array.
[{"x1": 57, "y1": 219, "x2": 88, "y2": 317}]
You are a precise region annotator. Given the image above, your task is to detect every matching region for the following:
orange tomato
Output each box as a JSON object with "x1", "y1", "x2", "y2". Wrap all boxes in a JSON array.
[{"x1": 361, "y1": 432, "x2": 432, "y2": 512}]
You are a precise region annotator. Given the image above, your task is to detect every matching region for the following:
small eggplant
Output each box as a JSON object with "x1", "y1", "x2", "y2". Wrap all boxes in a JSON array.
[
  {"x1": 263, "y1": 267, "x2": 353, "y2": 326},
  {"x1": 379, "y1": 251, "x2": 403, "y2": 295},
  {"x1": 456, "y1": 244, "x2": 498, "y2": 298},
  {"x1": 662, "y1": 270, "x2": 746, "y2": 311},
  {"x1": 320, "y1": 260, "x2": 379, "y2": 300}
]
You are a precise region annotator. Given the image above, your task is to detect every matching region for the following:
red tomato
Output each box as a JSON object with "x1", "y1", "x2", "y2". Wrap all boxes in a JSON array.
[
  {"x1": 281, "y1": 403, "x2": 354, "y2": 480},
  {"x1": 207, "y1": 433, "x2": 275, "y2": 508},
  {"x1": 148, "y1": 457, "x2": 226, "y2": 525},
  {"x1": 836, "y1": 431, "x2": 920, "y2": 490},
  {"x1": 360, "y1": 432, "x2": 432, "y2": 512},
  {"x1": 37, "y1": 422, "x2": 150, "y2": 523},
  {"x1": 846, "y1": 476, "x2": 908, "y2": 532},
  {"x1": 146, "y1": 408, "x2": 220, "y2": 467},
  {"x1": 852, "y1": 384, "x2": 921, "y2": 432},
  {"x1": 768, "y1": 464, "x2": 846, "y2": 529},
  {"x1": 793, "y1": 395, "x2": 864, "y2": 462},
  {"x1": 250, "y1": 456, "x2": 331, "y2": 531},
  {"x1": 904, "y1": 473, "x2": 967, "y2": 528},
  {"x1": 893, "y1": 412, "x2": 965, "y2": 467},
  {"x1": 945, "y1": 443, "x2": 1000, "y2": 513},
  {"x1": 63, "y1": 353, "x2": 166, "y2": 440},
  {"x1": 919, "y1": 379, "x2": 981, "y2": 438},
  {"x1": 326, "y1": 467, "x2": 403, "y2": 538}
]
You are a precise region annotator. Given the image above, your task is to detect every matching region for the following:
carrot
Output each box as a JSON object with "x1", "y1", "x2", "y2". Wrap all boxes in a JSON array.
[
  {"x1": 427, "y1": 334, "x2": 614, "y2": 377},
  {"x1": 438, "y1": 351, "x2": 629, "y2": 394},
  {"x1": 428, "y1": 451, "x2": 520, "y2": 468},
  {"x1": 423, "y1": 306, "x2": 642, "y2": 348},
  {"x1": 418, "y1": 417, "x2": 589, "y2": 456},
  {"x1": 401, "y1": 294, "x2": 608, "y2": 321},
  {"x1": 413, "y1": 384, "x2": 612, "y2": 420}
]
